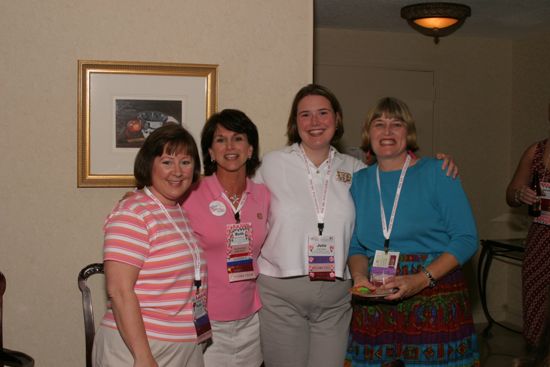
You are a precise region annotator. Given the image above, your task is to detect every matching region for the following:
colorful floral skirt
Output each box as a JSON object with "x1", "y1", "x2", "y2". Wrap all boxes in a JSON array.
[{"x1": 345, "y1": 254, "x2": 480, "y2": 367}]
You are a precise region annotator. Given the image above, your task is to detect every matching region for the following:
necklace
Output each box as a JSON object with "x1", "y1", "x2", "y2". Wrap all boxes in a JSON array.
[{"x1": 225, "y1": 191, "x2": 240, "y2": 206}]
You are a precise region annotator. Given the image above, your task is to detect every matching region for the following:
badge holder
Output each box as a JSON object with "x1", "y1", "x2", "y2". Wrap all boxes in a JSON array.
[
  {"x1": 534, "y1": 181, "x2": 550, "y2": 225},
  {"x1": 192, "y1": 284, "x2": 212, "y2": 343},
  {"x1": 226, "y1": 222, "x2": 255, "y2": 282},
  {"x1": 370, "y1": 250, "x2": 399, "y2": 286},
  {"x1": 308, "y1": 234, "x2": 336, "y2": 281}
]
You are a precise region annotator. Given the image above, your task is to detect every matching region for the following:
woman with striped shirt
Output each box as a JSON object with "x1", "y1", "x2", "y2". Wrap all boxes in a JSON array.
[{"x1": 93, "y1": 124, "x2": 209, "y2": 367}]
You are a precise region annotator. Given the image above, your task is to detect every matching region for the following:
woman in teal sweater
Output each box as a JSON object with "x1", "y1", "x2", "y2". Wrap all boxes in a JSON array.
[{"x1": 345, "y1": 97, "x2": 479, "y2": 367}]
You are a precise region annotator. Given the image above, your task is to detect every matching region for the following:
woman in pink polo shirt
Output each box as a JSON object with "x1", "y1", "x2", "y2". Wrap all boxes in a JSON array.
[{"x1": 182, "y1": 109, "x2": 270, "y2": 366}]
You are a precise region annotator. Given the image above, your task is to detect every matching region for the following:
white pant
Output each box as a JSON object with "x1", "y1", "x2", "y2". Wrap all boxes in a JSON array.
[
  {"x1": 258, "y1": 275, "x2": 352, "y2": 367},
  {"x1": 204, "y1": 312, "x2": 262, "y2": 367}
]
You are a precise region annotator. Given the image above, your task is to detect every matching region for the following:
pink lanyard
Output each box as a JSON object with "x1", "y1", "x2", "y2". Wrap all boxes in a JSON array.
[{"x1": 298, "y1": 145, "x2": 334, "y2": 236}]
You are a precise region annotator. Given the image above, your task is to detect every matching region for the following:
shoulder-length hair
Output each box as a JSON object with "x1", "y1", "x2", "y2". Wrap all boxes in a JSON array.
[
  {"x1": 201, "y1": 109, "x2": 261, "y2": 177},
  {"x1": 361, "y1": 97, "x2": 419, "y2": 155},
  {"x1": 286, "y1": 84, "x2": 344, "y2": 145}
]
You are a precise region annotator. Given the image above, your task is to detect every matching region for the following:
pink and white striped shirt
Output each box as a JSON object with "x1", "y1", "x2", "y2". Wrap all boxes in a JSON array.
[{"x1": 100, "y1": 191, "x2": 207, "y2": 342}]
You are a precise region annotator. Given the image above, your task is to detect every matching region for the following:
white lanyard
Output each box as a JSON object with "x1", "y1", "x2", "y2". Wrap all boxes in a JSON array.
[
  {"x1": 299, "y1": 145, "x2": 334, "y2": 236},
  {"x1": 221, "y1": 192, "x2": 248, "y2": 223},
  {"x1": 376, "y1": 154, "x2": 411, "y2": 251},
  {"x1": 144, "y1": 187, "x2": 202, "y2": 284}
]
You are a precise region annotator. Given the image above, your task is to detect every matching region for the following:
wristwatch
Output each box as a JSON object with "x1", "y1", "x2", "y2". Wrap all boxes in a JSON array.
[{"x1": 423, "y1": 268, "x2": 437, "y2": 288}]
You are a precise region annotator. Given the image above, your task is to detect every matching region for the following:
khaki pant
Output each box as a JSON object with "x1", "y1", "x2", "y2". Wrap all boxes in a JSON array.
[
  {"x1": 258, "y1": 275, "x2": 352, "y2": 367},
  {"x1": 93, "y1": 325, "x2": 204, "y2": 367}
]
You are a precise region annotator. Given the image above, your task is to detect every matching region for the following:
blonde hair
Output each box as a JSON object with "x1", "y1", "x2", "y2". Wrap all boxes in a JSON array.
[{"x1": 361, "y1": 97, "x2": 419, "y2": 155}]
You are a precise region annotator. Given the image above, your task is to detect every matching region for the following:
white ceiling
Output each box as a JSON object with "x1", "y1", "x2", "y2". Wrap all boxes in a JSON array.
[{"x1": 314, "y1": 0, "x2": 550, "y2": 39}]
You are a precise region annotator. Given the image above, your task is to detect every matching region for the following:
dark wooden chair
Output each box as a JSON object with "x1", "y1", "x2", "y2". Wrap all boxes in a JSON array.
[
  {"x1": 77, "y1": 263, "x2": 104, "y2": 367},
  {"x1": 0, "y1": 271, "x2": 34, "y2": 367}
]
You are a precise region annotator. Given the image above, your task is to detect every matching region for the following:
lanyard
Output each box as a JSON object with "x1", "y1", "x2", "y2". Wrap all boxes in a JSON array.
[
  {"x1": 376, "y1": 154, "x2": 411, "y2": 252},
  {"x1": 144, "y1": 187, "x2": 202, "y2": 287},
  {"x1": 299, "y1": 145, "x2": 334, "y2": 236},
  {"x1": 222, "y1": 192, "x2": 247, "y2": 223}
]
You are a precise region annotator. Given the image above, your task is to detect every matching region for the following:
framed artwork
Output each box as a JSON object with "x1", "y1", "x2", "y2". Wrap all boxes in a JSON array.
[{"x1": 77, "y1": 60, "x2": 217, "y2": 187}]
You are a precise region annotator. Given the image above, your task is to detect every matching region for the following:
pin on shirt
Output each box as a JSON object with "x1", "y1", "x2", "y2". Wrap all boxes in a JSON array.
[{"x1": 209, "y1": 200, "x2": 226, "y2": 216}]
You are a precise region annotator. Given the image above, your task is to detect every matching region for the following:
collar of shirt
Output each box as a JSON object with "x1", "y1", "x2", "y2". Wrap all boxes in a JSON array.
[
  {"x1": 202, "y1": 174, "x2": 260, "y2": 206},
  {"x1": 285, "y1": 143, "x2": 344, "y2": 167}
]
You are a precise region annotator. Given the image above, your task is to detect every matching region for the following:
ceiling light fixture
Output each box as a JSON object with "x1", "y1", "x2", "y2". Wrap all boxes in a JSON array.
[{"x1": 401, "y1": 2, "x2": 471, "y2": 44}]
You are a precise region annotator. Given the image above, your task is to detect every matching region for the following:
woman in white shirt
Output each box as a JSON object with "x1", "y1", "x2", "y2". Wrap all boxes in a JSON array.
[{"x1": 255, "y1": 84, "x2": 364, "y2": 367}]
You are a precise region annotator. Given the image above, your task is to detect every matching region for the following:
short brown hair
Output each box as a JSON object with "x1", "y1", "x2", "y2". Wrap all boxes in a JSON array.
[
  {"x1": 134, "y1": 123, "x2": 201, "y2": 189},
  {"x1": 286, "y1": 84, "x2": 344, "y2": 145},
  {"x1": 361, "y1": 97, "x2": 419, "y2": 155}
]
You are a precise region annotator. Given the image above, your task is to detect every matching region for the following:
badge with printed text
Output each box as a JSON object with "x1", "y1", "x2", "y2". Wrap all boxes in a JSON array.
[
  {"x1": 193, "y1": 289, "x2": 212, "y2": 343},
  {"x1": 534, "y1": 181, "x2": 550, "y2": 225},
  {"x1": 226, "y1": 222, "x2": 255, "y2": 282},
  {"x1": 370, "y1": 250, "x2": 399, "y2": 286},
  {"x1": 307, "y1": 234, "x2": 336, "y2": 281}
]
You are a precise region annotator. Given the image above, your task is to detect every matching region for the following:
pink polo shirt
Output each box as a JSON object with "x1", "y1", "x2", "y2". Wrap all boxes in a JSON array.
[
  {"x1": 182, "y1": 174, "x2": 270, "y2": 321},
  {"x1": 102, "y1": 192, "x2": 207, "y2": 342}
]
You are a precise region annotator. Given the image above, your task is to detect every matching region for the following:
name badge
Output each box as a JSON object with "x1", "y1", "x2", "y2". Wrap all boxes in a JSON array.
[
  {"x1": 226, "y1": 222, "x2": 255, "y2": 282},
  {"x1": 534, "y1": 181, "x2": 550, "y2": 226},
  {"x1": 193, "y1": 289, "x2": 212, "y2": 343},
  {"x1": 370, "y1": 250, "x2": 399, "y2": 286},
  {"x1": 308, "y1": 234, "x2": 336, "y2": 281}
]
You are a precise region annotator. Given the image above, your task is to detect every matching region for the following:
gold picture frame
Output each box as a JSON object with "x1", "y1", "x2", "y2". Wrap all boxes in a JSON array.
[{"x1": 77, "y1": 60, "x2": 217, "y2": 187}]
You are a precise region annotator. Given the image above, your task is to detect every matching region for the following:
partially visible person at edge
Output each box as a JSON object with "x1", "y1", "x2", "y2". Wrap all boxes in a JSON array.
[
  {"x1": 93, "y1": 124, "x2": 209, "y2": 367},
  {"x1": 345, "y1": 97, "x2": 479, "y2": 367},
  {"x1": 506, "y1": 138, "x2": 550, "y2": 349},
  {"x1": 182, "y1": 109, "x2": 270, "y2": 367},
  {"x1": 254, "y1": 84, "x2": 459, "y2": 367},
  {"x1": 514, "y1": 288, "x2": 550, "y2": 367}
]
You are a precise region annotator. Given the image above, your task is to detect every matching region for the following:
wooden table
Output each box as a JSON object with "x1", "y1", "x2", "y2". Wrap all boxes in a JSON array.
[{"x1": 477, "y1": 238, "x2": 525, "y2": 336}]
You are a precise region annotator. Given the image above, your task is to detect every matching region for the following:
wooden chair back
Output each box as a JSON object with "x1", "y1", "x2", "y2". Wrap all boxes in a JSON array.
[
  {"x1": 77, "y1": 263, "x2": 104, "y2": 367},
  {"x1": 0, "y1": 271, "x2": 5, "y2": 349},
  {"x1": 0, "y1": 270, "x2": 35, "y2": 367}
]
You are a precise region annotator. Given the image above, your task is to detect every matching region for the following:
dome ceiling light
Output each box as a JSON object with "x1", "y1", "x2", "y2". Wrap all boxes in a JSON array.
[{"x1": 401, "y1": 2, "x2": 471, "y2": 44}]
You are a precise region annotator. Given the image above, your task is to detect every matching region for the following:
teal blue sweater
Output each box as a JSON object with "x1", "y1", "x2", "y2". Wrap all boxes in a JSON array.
[{"x1": 348, "y1": 158, "x2": 478, "y2": 265}]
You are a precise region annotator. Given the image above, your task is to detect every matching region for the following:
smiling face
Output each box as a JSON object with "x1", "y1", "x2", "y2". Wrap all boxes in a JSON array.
[
  {"x1": 368, "y1": 114, "x2": 408, "y2": 164},
  {"x1": 150, "y1": 147, "x2": 195, "y2": 206},
  {"x1": 208, "y1": 124, "x2": 253, "y2": 175},
  {"x1": 296, "y1": 95, "x2": 339, "y2": 154}
]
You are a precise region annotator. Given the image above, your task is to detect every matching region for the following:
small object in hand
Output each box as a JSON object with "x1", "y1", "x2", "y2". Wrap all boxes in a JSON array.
[{"x1": 353, "y1": 286, "x2": 372, "y2": 295}]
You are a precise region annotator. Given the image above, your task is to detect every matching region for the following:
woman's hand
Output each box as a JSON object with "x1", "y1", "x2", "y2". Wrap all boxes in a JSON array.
[
  {"x1": 351, "y1": 275, "x2": 377, "y2": 291},
  {"x1": 122, "y1": 190, "x2": 136, "y2": 201},
  {"x1": 514, "y1": 186, "x2": 537, "y2": 205},
  {"x1": 506, "y1": 142, "x2": 537, "y2": 207},
  {"x1": 348, "y1": 254, "x2": 373, "y2": 290},
  {"x1": 435, "y1": 153, "x2": 459, "y2": 178},
  {"x1": 380, "y1": 273, "x2": 428, "y2": 301}
]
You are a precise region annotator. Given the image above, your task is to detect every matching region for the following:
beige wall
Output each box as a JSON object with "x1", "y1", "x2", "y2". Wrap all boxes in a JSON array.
[
  {"x1": 315, "y1": 27, "x2": 550, "y2": 325},
  {"x1": 511, "y1": 33, "x2": 550, "y2": 163},
  {"x1": 0, "y1": 1, "x2": 312, "y2": 365}
]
